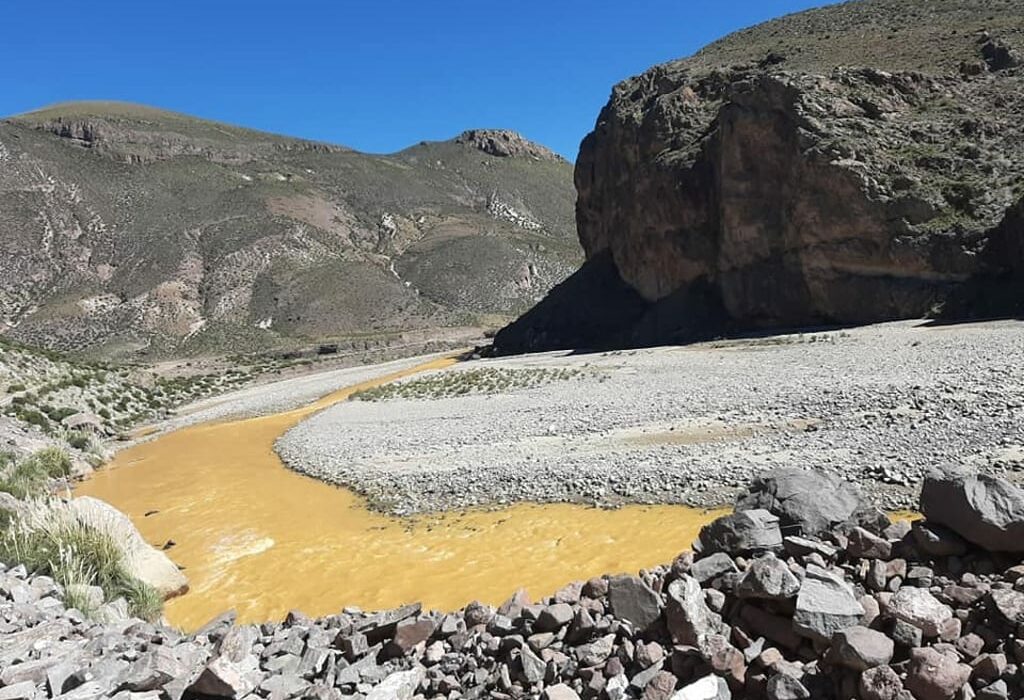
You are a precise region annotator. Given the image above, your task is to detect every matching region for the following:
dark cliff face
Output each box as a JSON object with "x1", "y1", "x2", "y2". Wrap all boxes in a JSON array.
[{"x1": 494, "y1": 0, "x2": 1024, "y2": 354}]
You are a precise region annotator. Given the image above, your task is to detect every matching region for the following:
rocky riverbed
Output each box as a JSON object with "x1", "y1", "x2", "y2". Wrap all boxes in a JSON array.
[
  {"x1": 4, "y1": 467, "x2": 1024, "y2": 700},
  {"x1": 277, "y1": 320, "x2": 1024, "y2": 515}
]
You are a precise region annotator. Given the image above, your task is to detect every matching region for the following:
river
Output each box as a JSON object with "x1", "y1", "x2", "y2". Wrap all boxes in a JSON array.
[{"x1": 77, "y1": 355, "x2": 726, "y2": 630}]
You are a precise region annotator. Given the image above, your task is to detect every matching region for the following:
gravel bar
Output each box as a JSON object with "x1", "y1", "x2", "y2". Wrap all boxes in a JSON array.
[{"x1": 276, "y1": 320, "x2": 1024, "y2": 515}]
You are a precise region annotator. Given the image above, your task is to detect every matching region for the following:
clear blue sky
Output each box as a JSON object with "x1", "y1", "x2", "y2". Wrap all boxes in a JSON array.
[{"x1": 2, "y1": 1, "x2": 829, "y2": 159}]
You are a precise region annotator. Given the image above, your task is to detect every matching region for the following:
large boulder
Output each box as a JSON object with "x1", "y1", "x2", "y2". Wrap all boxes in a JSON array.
[
  {"x1": 920, "y1": 468, "x2": 1024, "y2": 552},
  {"x1": 67, "y1": 497, "x2": 188, "y2": 598},
  {"x1": 694, "y1": 509, "x2": 783, "y2": 556},
  {"x1": 735, "y1": 470, "x2": 862, "y2": 537}
]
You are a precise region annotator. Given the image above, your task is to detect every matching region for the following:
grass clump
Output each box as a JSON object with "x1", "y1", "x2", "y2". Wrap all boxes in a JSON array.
[
  {"x1": 0, "y1": 500, "x2": 163, "y2": 621},
  {"x1": 0, "y1": 448, "x2": 72, "y2": 499},
  {"x1": 30, "y1": 447, "x2": 72, "y2": 478}
]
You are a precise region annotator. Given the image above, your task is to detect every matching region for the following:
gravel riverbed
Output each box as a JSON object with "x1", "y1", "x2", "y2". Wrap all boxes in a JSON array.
[
  {"x1": 276, "y1": 320, "x2": 1024, "y2": 514},
  {"x1": 151, "y1": 353, "x2": 456, "y2": 433}
]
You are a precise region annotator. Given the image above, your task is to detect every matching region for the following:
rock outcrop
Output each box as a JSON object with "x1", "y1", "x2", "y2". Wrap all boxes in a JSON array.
[
  {"x1": 494, "y1": 0, "x2": 1024, "y2": 354},
  {"x1": 453, "y1": 129, "x2": 565, "y2": 162}
]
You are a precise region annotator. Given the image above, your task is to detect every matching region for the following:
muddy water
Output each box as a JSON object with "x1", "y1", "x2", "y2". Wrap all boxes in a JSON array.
[{"x1": 77, "y1": 357, "x2": 727, "y2": 631}]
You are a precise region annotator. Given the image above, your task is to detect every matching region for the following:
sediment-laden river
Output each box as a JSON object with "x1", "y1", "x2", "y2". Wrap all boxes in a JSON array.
[{"x1": 77, "y1": 356, "x2": 725, "y2": 631}]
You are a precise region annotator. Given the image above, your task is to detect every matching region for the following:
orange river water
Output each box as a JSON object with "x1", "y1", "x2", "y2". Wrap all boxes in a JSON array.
[{"x1": 76, "y1": 355, "x2": 729, "y2": 631}]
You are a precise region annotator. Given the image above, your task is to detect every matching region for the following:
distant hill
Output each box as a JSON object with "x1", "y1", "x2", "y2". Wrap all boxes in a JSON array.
[{"x1": 0, "y1": 102, "x2": 578, "y2": 358}]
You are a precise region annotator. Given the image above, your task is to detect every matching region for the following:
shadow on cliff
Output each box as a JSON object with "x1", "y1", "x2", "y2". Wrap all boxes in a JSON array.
[
  {"x1": 491, "y1": 252, "x2": 737, "y2": 356},
  {"x1": 489, "y1": 250, "x2": 1024, "y2": 358}
]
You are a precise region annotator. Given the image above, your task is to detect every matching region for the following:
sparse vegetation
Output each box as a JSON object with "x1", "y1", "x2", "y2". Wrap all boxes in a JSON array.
[
  {"x1": 0, "y1": 448, "x2": 71, "y2": 499},
  {"x1": 351, "y1": 366, "x2": 583, "y2": 402},
  {"x1": 0, "y1": 498, "x2": 163, "y2": 621}
]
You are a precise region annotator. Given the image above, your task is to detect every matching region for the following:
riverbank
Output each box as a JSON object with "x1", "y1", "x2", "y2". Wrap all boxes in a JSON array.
[
  {"x1": 277, "y1": 320, "x2": 1024, "y2": 515},
  {"x1": 75, "y1": 355, "x2": 725, "y2": 631},
  {"x1": 6, "y1": 467, "x2": 1024, "y2": 700}
]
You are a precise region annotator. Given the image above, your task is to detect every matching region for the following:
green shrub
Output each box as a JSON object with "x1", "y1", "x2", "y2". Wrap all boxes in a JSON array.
[
  {"x1": 44, "y1": 406, "x2": 79, "y2": 423},
  {"x1": 67, "y1": 433, "x2": 91, "y2": 451},
  {"x1": 6, "y1": 383, "x2": 25, "y2": 393},
  {"x1": 18, "y1": 410, "x2": 50, "y2": 431},
  {"x1": 62, "y1": 581, "x2": 100, "y2": 616},
  {"x1": 97, "y1": 408, "x2": 112, "y2": 420},
  {"x1": 118, "y1": 577, "x2": 164, "y2": 621},
  {"x1": 0, "y1": 448, "x2": 72, "y2": 499}
]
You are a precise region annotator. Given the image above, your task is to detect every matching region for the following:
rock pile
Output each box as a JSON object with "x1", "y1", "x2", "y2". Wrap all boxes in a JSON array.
[{"x1": 4, "y1": 467, "x2": 1024, "y2": 699}]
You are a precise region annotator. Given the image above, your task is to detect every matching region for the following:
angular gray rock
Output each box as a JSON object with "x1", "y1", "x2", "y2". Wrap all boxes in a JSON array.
[
  {"x1": 905, "y1": 647, "x2": 971, "y2": 700},
  {"x1": 859, "y1": 665, "x2": 904, "y2": 700},
  {"x1": 920, "y1": 469, "x2": 1024, "y2": 552},
  {"x1": 606, "y1": 575, "x2": 662, "y2": 632},
  {"x1": 690, "y1": 552, "x2": 739, "y2": 584},
  {"x1": 544, "y1": 684, "x2": 581, "y2": 700},
  {"x1": 846, "y1": 527, "x2": 892, "y2": 560},
  {"x1": 989, "y1": 589, "x2": 1024, "y2": 625},
  {"x1": 793, "y1": 565, "x2": 864, "y2": 643},
  {"x1": 695, "y1": 509, "x2": 782, "y2": 556},
  {"x1": 671, "y1": 674, "x2": 731, "y2": 700},
  {"x1": 736, "y1": 469, "x2": 862, "y2": 537},
  {"x1": 736, "y1": 553, "x2": 800, "y2": 601},
  {"x1": 829, "y1": 626, "x2": 895, "y2": 671},
  {"x1": 365, "y1": 667, "x2": 425, "y2": 700},
  {"x1": 534, "y1": 603, "x2": 575, "y2": 633},
  {"x1": 665, "y1": 576, "x2": 727, "y2": 646},
  {"x1": 766, "y1": 673, "x2": 810, "y2": 700},
  {"x1": 888, "y1": 587, "x2": 953, "y2": 638}
]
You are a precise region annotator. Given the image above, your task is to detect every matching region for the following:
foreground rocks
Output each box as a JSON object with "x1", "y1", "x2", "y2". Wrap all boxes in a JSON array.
[{"x1": 4, "y1": 467, "x2": 1024, "y2": 699}]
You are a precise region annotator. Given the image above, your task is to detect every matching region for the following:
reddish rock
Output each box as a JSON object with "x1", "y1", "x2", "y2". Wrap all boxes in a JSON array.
[{"x1": 905, "y1": 647, "x2": 971, "y2": 700}]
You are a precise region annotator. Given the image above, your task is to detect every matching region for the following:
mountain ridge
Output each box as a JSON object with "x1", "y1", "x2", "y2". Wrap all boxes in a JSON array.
[{"x1": 0, "y1": 101, "x2": 579, "y2": 359}]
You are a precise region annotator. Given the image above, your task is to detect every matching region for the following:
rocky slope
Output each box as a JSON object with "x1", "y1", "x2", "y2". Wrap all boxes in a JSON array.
[
  {"x1": 4, "y1": 468, "x2": 1024, "y2": 700},
  {"x1": 0, "y1": 102, "x2": 578, "y2": 359},
  {"x1": 494, "y1": 0, "x2": 1024, "y2": 354}
]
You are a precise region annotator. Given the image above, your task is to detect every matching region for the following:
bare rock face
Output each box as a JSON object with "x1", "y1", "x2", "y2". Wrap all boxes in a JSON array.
[
  {"x1": 494, "y1": 1, "x2": 1024, "y2": 354},
  {"x1": 453, "y1": 129, "x2": 565, "y2": 161}
]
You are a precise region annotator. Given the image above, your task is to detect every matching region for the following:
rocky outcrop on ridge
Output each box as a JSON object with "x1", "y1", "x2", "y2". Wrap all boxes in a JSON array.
[
  {"x1": 494, "y1": 0, "x2": 1024, "y2": 354},
  {"x1": 6, "y1": 467, "x2": 1024, "y2": 699},
  {"x1": 453, "y1": 130, "x2": 566, "y2": 162}
]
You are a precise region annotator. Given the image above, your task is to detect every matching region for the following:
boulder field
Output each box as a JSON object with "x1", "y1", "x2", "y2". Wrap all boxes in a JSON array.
[
  {"x1": 494, "y1": 1, "x2": 1024, "y2": 354},
  {"x1": 5, "y1": 467, "x2": 1024, "y2": 699}
]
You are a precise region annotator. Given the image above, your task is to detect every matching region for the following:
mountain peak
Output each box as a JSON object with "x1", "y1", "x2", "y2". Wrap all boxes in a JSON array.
[{"x1": 452, "y1": 129, "x2": 565, "y2": 162}]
